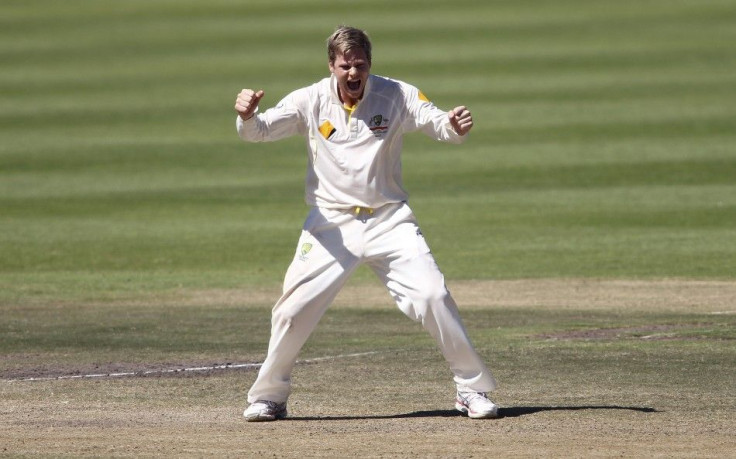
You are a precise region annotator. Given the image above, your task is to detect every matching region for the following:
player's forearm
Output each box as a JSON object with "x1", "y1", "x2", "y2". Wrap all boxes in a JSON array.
[
  {"x1": 419, "y1": 113, "x2": 467, "y2": 144},
  {"x1": 235, "y1": 114, "x2": 295, "y2": 143},
  {"x1": 236, "y1": 114, "x2": 267, "y2": 142},
  {"x1": 236, "y1": 101, "x2": 305, "y2": 143}
]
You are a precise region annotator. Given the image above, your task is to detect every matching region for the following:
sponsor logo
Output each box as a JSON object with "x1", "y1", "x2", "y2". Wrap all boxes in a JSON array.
[
  {"x1": 299, "y1": 242, "x2": 313, "y2": 261},
  {"x1": 318, "y1": 120, "x2": 336, "y2": 140}
]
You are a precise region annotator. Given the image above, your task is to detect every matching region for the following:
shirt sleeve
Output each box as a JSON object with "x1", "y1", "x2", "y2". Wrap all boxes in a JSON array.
[
  {"x1": 236, "y1": 88, "x2": 307, "y2": 142},
  {"x1": 401, "y1": 84, "x2": 466, "y2": 144}
]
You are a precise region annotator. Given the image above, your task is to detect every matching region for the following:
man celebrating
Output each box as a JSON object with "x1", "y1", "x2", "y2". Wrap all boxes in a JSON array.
[{"x1": 235, "y1": 26, "x2": 499, "y2": 421}]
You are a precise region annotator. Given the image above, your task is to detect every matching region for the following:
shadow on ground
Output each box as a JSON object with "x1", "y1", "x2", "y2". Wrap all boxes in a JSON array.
[{"x1": 288, "y1": 405, "x2": 659, "y2": 421}]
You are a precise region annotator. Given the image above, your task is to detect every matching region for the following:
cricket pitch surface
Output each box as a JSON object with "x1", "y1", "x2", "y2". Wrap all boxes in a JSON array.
[{"x1": 2, "y1": 279, "x2": 734, "y2": 457}]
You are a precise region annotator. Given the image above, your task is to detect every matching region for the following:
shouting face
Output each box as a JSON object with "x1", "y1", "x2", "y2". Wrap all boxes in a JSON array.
[{"x1": 329, "y1": 48, "x2": 371, "y2": 107}]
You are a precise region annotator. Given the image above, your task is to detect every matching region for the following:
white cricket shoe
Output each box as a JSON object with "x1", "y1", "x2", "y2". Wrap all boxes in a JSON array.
[
  {"x1": 455, "y1": 391, "x2": 499, "y2": 419},
  {"x1": 243, "y1": 400, "x2": 287, "y2": 422}
]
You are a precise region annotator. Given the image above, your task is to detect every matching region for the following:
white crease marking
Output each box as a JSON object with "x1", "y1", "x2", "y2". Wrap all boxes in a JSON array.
[{"x1": 6, "y1": 351, "x2": 380, "y2": 382}]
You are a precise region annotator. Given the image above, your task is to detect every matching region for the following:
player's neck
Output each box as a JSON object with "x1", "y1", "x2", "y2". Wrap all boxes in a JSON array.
[{"x1": 337, "y1": 87, "x2": 362, "y2": 108}]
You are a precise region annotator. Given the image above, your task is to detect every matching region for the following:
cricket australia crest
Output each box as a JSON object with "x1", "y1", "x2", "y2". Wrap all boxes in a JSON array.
[{"x1": 368, "y1": 113, "x2": 389, "y2": 137}]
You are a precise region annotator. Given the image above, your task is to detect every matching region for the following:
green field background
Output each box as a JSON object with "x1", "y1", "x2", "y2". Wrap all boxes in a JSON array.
[
  {"x1": 2, "y1": 0, "x2": 735, "y2": 301},
  {"x1": 1, "y1": 4, "x2": 735, "y2": 456}
]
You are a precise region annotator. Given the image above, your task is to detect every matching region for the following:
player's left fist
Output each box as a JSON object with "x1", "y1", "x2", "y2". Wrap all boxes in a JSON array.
[{"x1": 448, "y1": 106, "x2": 473, "y2": 136}]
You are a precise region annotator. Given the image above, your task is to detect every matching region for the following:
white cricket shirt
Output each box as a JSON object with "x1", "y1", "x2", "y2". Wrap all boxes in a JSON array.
[{"x1": 237, "y1": 74, "x2": 466, "y2": 209}]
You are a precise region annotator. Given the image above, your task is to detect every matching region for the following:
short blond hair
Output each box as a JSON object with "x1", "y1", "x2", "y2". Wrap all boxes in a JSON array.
[{"x1": 327, "y1": 26, "x2": 372, "y2": 64}]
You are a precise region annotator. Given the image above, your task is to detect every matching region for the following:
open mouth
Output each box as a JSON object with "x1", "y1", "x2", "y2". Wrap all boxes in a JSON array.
[{"x1": 347, "y1": 80, "x2": 361, "y2": 91}]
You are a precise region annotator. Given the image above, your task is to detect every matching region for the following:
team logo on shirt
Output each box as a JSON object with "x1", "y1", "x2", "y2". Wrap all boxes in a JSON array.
[{"x1": 369, "y1": 114, "x2": 389, "y2": 137}]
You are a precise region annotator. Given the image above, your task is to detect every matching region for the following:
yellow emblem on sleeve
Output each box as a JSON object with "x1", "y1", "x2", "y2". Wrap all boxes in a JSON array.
[
  {"x1": 319, "y1": 120, "x2": 336, "y2": 139},
  {"x1": 418, "y1": 91, "x2": 430, "y2": 102}
]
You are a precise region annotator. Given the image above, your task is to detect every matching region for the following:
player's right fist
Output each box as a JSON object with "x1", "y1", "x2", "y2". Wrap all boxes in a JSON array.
[{"x1": 235, "y1": 89, "x2": 264, "y2": 121}]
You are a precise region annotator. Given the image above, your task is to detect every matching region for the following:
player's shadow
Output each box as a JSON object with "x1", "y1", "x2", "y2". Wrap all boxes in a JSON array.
[
  {"x1": 288, "y1": 405, "x2": 659, "y2": 421},
  {"x1": 496, "y1": 405, "x2": 659, "y2": 418}
]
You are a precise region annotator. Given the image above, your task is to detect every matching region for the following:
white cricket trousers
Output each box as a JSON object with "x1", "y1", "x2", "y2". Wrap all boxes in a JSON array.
[{"x1": 247, "y1": 201, "x2": 497, "y2": 403}]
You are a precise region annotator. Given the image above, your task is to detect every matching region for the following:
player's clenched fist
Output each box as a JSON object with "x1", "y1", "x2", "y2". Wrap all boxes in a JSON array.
[
  {"x1": 235, "y1": 89, "x2": 265, "y2": 121},
  {"x1": 448, "y1": 106, "x2": 473, "y2": 136}
]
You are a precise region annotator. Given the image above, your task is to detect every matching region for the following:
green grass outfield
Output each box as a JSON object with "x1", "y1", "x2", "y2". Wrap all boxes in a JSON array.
[
  {"x1": 2, "y1": 0, "x2": 735, "y2": 299},
  {"x1": 1, "y1": 1, "x2": 736, "y2": 456}
]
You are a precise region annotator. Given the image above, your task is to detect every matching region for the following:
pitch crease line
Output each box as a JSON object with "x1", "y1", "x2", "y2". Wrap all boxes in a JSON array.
[{"x1": 6, "y1": 351, "x2": 380, "y2": 382}]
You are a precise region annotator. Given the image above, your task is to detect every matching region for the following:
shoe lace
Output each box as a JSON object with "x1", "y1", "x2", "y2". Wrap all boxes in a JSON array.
[
  {"x1": 253, "y1": 400, "x2": 283, "y2": 411},
  {"x1": 460, "y1": 391, "x2": 490, "y2": 403}
]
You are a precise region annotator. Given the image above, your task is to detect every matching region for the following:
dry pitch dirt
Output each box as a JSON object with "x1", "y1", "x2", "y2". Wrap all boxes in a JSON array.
[
  {"x1": 119, "y1": 278, "x2": 736, "y2": 313},
  {"x1": 2, "y1": 279, "x2": 735, "y2": 457}
]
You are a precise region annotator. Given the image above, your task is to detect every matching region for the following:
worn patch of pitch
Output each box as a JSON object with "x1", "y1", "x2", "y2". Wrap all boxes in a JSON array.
[{"x1": 90, "y1": 279, "x2": 736, "y2": 314}]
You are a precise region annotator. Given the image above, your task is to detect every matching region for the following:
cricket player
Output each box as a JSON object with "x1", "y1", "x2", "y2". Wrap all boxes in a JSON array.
[{"x1": 235, "y1": 26, "x2": 499, "y2": 421}]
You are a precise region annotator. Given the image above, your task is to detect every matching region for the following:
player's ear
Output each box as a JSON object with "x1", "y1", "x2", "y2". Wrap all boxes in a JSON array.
[{"x1": 328, "y1": 60, "x2": 335, "y2": 74}]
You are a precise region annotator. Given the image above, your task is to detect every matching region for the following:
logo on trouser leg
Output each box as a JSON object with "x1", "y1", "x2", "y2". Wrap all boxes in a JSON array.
[{"x1": 299, "y1": 242, "x2": 313, "y2": 261}]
